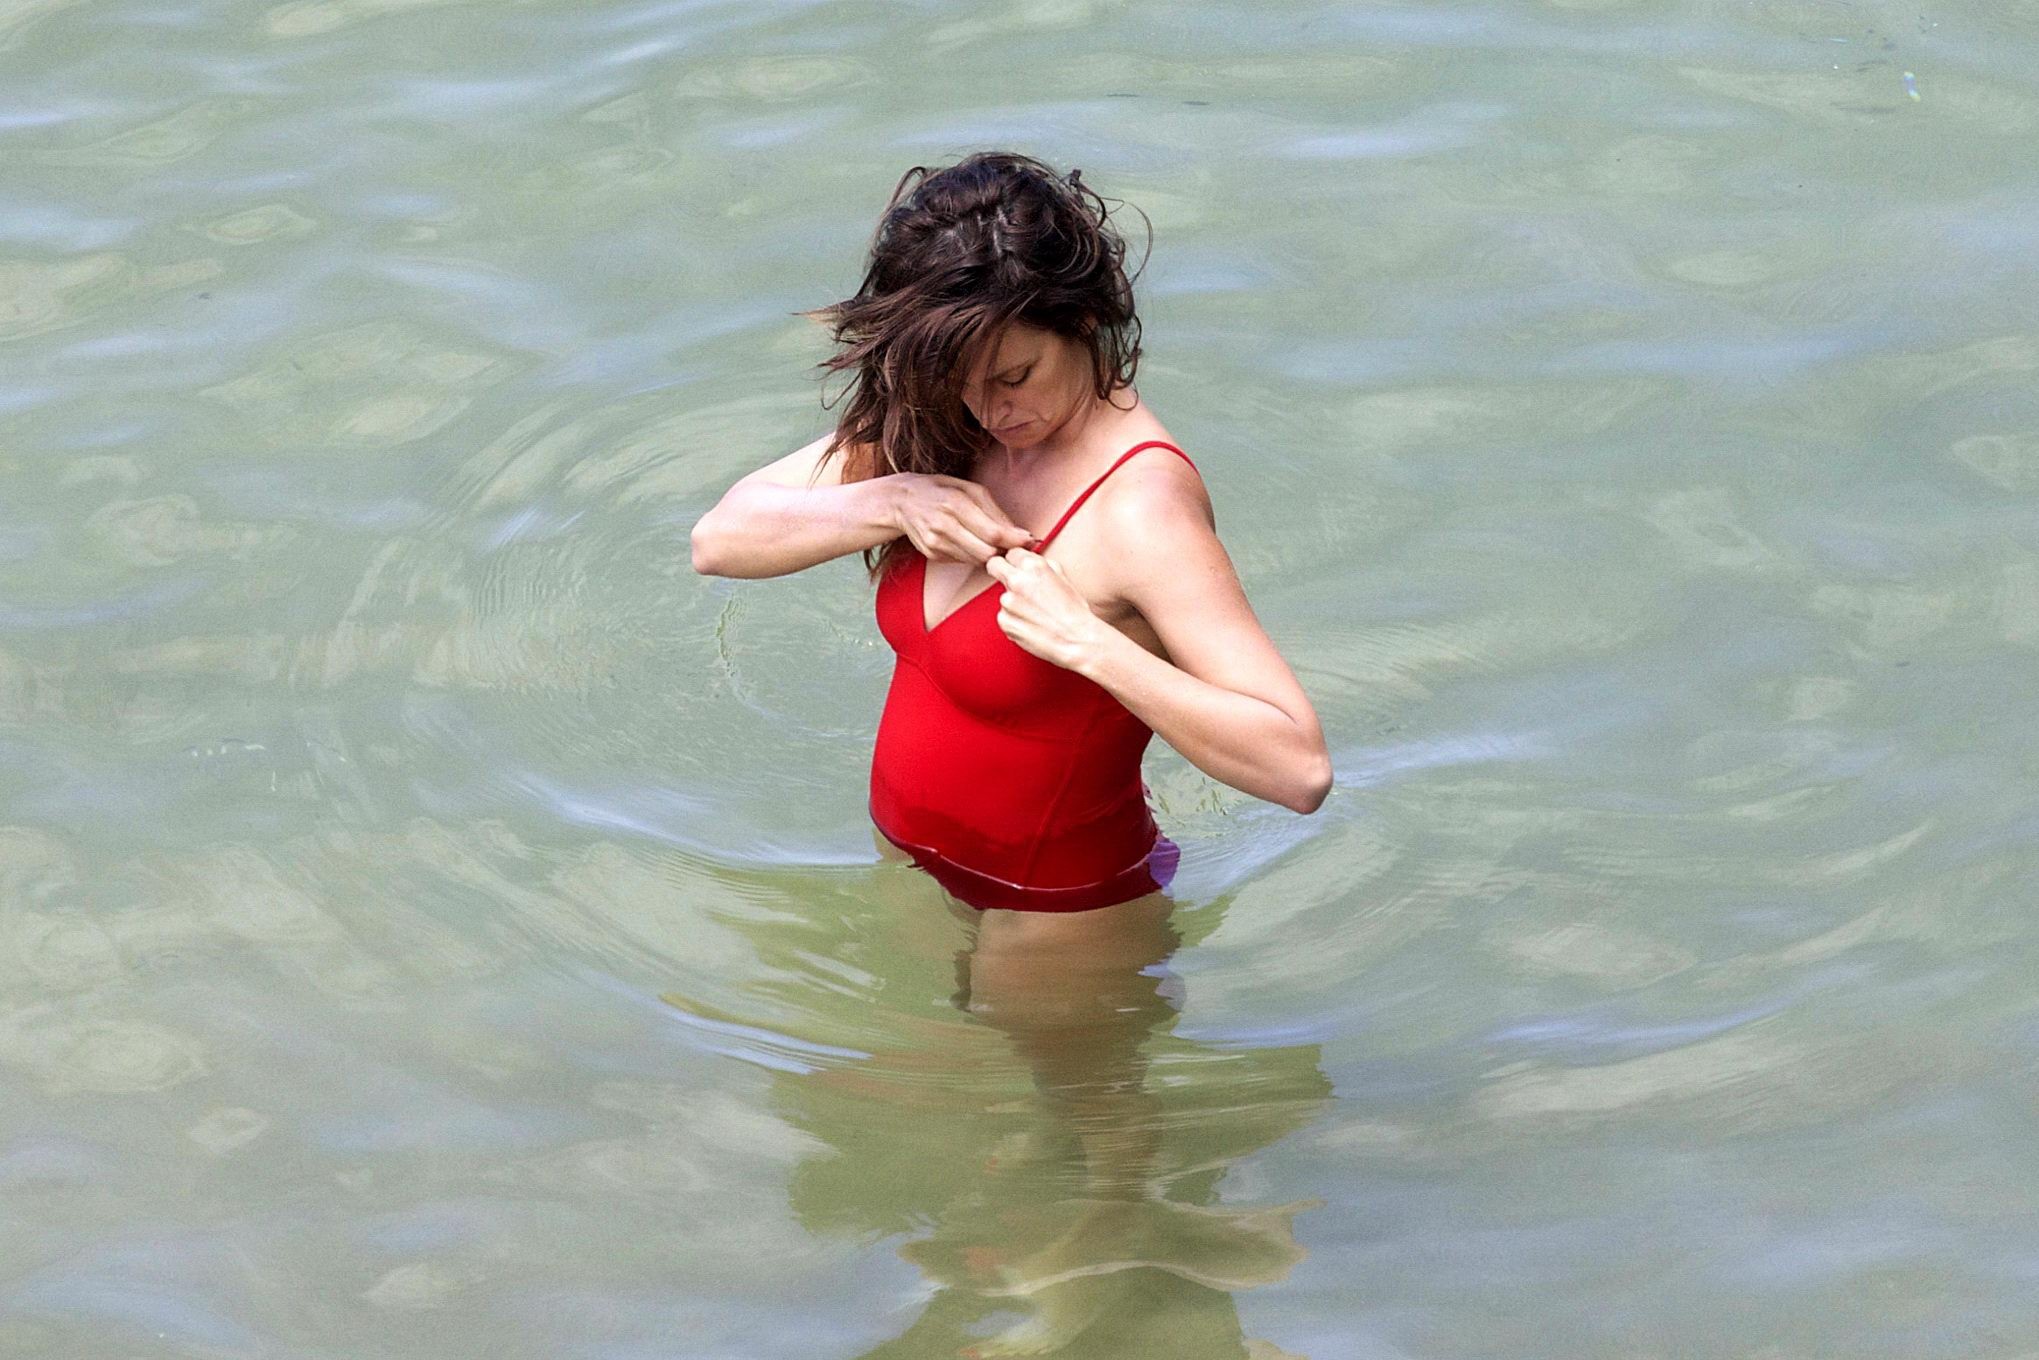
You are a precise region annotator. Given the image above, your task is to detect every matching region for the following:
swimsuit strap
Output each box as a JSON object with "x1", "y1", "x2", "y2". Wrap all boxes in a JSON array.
[{"x1": 1034, "y1": 440, "x2": 1196, "y2": 550}]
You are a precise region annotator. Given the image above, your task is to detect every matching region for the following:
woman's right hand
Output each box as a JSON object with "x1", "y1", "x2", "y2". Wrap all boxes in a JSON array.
[{"x1": 889, "y1": 473, "x2": 1035, "y2": 563}]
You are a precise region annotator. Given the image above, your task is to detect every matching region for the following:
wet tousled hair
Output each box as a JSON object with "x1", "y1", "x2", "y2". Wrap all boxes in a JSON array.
[{"x1": 802, "y1": 151, "x2": 1150, "y2": 577}]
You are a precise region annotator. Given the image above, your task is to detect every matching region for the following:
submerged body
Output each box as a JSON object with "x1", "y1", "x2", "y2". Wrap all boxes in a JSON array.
[{"x1": 870, "y1": 441, "x2": 1197, "y2": 911}]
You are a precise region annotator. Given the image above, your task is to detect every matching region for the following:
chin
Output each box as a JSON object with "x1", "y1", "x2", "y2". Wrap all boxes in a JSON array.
[{"x1": 1003, "y1": 419, "x2": 1057, "y2": 446}]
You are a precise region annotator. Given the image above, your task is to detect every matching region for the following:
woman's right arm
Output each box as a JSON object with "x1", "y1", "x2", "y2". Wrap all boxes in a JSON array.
[
  {"x1": 689, "y1": 434, "x2": 892, "y2": 579},
  {"x1": 690, "y1": 434, "x2": 1031, "y2": 578}
]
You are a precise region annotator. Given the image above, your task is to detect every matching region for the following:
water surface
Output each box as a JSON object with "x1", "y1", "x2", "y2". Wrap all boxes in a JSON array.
[{"x1": 4, "y1": 0, "x2": 2038, "y2": 1355}]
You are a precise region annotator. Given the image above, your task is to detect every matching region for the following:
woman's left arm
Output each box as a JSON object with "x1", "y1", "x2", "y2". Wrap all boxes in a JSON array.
[{"x1": 984, "y1": 467, "x2": 1332, "y2": 814}]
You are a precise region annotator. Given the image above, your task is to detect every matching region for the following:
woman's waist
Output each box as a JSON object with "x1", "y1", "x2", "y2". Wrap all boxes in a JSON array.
[
  {"x1": 870, "y1": 723, "x2": 1154, "y2": 846},
  {"x1": 869, "y1": 795, "x2": 1164, "y2": 908},
  {"x1": 871, "y1": 768, "x2": 1155, "y2": 875},
  {"x1": 871, "y1": 652, "x2": 1160, "y2": 889},
  {"x1": 869, "y1": 771, "x2": 1154, "y2": 838}
]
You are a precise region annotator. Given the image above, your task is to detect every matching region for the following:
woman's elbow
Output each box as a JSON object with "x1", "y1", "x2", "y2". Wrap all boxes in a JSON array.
[
  {"x1": 689, "y1": 515, "x2": 728, "y2": 577},
  {"x1": 1284, "y1": 750, "x2": 1332, "y2": 815}
]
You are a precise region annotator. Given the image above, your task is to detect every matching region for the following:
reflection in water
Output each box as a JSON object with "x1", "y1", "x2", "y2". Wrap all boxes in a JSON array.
[{"x1": 672, "y1": 872, "x2": 1330, "y2": 1359}]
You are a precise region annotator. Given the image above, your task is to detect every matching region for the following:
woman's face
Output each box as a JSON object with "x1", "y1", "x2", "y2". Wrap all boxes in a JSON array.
[{"x1": 958, "y1": 321, "x2": 1092, "y2": 451}]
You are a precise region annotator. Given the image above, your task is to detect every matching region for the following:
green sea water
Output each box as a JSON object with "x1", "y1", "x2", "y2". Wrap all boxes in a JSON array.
[{"x1": 4, "y1": 0, "x2": 2039, "y2": 1355}]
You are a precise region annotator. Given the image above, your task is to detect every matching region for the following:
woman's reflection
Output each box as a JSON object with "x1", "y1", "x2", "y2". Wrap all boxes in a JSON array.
[
  {"x1": 682, "y1": 866, "x2": 1331, "y2": 1359},
  {"x1": 891, "y1": 895, "x2": 1324, "y2": 1358}
]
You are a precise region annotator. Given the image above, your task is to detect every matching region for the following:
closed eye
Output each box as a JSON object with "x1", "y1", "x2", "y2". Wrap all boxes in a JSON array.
[{"x1": 1001, "y1": 368, "x2": 1032, "y2": 387}]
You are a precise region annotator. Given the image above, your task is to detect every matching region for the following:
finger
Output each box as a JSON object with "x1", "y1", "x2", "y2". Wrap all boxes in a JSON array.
[
  {"x1": 961, "y1": 503, "x2": 1028, "y2": 552},
  {"x1": 983, "y1": 555, "x2": 1012, "y2": 585},
  {"x1": 996, "y1": 607, "x2": 1046, "y2": 658},
  {"x1": 1000, "y1": 548, "x2": 1053, "y2": 583},
  {"x1": 939, "y1": 526, "x2": 1001, "y2": 564},
  {"x1": 990, "y1": 557, "x2": 1048, "y2": 599},
  {"x1": 958, "y1": 488, "x2": 1031, "y2": 547},
  {"x1": 916, "y1": 522, "x2": 962, "y2": 560}
]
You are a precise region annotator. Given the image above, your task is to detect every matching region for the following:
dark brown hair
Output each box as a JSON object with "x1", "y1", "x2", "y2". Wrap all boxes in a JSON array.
[{"x1": 802, "y1": 151, "x2": 1149, "y2": 576}]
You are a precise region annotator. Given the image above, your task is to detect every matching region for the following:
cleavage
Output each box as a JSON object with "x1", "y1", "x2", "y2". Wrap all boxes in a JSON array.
[{"x1": 921, "y1": 556, "x2": 1000, "y2": 632}]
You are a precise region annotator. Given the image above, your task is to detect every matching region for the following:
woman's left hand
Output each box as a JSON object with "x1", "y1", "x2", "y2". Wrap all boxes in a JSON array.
[{"x1": 984, "y1": 548, "x2": 1108, "y2": 673}]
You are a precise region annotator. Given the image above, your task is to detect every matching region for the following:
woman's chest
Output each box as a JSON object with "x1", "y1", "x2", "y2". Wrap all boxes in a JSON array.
[
  {"x1": 922, "y1": 529, "x2": 1160, "y2": 653},
  {"x1": 876, "y1": 554, "x2": 1109, "y2": 723}
]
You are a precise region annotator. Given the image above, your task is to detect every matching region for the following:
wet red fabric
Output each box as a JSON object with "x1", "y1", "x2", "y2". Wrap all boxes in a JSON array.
[{"x1": 870, "y1": 440, "x2": 1197, "y2": 912}]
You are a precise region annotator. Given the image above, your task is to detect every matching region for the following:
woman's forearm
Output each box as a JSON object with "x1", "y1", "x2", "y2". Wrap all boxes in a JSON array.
[
  {"x1": 691, "y1": 475, "x2": 901, "y2": 578},
  {"x1": 1078, "y1": 628, "x2": 1332, "y2": 814}
]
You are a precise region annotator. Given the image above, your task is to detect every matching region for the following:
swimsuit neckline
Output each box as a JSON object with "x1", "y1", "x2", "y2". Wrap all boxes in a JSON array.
[
  {"x1": 914, "y1": 438, "x2": 1189, "y2": 636},
  {"x1": 918, "y1": 553, "x2": 1003, "y2": 636}
]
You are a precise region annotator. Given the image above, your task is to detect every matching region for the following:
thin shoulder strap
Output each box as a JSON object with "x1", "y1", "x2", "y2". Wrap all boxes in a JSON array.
[{"x1": 1035, "y1": 440, "x2": 1197, "y2": 549}]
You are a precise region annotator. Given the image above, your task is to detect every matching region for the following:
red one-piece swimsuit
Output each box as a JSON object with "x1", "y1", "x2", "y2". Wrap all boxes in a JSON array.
[{"x1": 869, "y1": 439, "x2": 1198, "y2": 912}]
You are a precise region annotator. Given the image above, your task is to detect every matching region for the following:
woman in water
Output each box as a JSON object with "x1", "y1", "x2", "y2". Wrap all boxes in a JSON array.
[
  {"x1": 692, "y1": 150, "x2": 1330, "y2": 913},
  {"x1": 691, "y1": 152, "x2": 1330, "y2": 1349}
]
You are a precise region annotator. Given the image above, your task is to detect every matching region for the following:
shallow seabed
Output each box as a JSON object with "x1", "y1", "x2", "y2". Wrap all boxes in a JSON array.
[{"x1": 4, "y1": 0, "x2": 2039, "y2": 1356}]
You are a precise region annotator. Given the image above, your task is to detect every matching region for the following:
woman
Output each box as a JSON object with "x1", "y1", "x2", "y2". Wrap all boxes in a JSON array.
[{"x1": 691, "y1": 151, "x2": 1330, "y2": 916}]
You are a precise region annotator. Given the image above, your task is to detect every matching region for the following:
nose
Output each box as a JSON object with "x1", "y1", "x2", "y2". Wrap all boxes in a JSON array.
[{"x1": 970, "y1": 387, "x2": 999, "y2": 426}]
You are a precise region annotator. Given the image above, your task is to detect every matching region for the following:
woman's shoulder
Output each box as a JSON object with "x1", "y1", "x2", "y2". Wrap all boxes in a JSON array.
[
  {"x1": 1084, "y1": 432, "x2": 1223, "y2": 606},
  {"x1": 1096, "y1": 425, "x2": 1213, "y2": 531}
]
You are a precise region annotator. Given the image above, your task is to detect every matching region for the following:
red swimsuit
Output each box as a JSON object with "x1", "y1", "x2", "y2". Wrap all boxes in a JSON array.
[{"x1": 870, "y1": 440, "x2": 1198, "y2": 912}]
